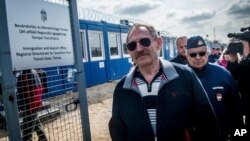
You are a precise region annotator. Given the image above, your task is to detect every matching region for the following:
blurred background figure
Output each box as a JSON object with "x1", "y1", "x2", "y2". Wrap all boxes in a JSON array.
[
  {"x1": 208, "y1": 44, "x2": 220, "y2": 63},
  {"x1": 170, "y1": 36, "x2": 188, "y2": 65},
  {"x1": 217, "y1": 48, "x2": 230, "y2": 68}
]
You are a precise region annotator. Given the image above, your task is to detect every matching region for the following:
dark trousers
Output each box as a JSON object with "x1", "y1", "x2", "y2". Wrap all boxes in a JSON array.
[{"x1": 21, "y1": 110, "x2": 47, "y2": 141}]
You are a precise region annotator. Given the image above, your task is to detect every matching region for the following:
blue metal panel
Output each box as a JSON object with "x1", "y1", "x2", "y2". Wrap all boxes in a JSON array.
[
  {"x1": 162, "y1": 36, "x2": 170, "y2": 60},
  {"x1": 83, "y1": 62, "x2": 92, "y2": 87},
  {"x1": 43, "y1": 67, "x2": 65, "y2": 98},
  {"x1": 122, "y1": 58, "x2": 133, "y2": 74},
  {"x1": 108, "y1": 59, "x2": 125, "y2": 80},
  {"x1": 89, "y1": 61, "x2": 107, "y2": 85}
]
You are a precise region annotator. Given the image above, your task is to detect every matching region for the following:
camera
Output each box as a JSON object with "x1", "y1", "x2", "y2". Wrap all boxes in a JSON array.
[
  {"x1": 226, "y1": 26, "x2": 250, "y2": 55},
  {"x1": 227, "y1": 32, "x2": 250, "y2": 41},
  {"x1": 240, "y1": 27, "x2": 250, "y2": 32},
  {"x1": 227, "y1": 26, "x2": 250, "y2": 41}
]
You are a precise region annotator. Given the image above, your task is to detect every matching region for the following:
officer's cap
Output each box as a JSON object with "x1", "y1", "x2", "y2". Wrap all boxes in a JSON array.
[{"x1": 187, "y1": 36, "x2": 207, "y2": 49}]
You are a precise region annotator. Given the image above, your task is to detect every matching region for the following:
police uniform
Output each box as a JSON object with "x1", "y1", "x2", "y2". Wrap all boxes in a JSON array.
[{"x1": 187, "y1": 36, "x2": 244, "y2": 141}]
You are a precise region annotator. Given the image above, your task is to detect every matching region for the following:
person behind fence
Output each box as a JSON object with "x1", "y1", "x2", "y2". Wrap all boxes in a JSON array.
[
  {"x1": 186, "y1": 36, "x2": 244, "y2": 141},
  {"x1": 109, "y1": 23, "x2": 221, "y2": 141},
  {"x1": 170, "y1": 36, "x2": 188, "y2": 64},
  {"x1": 16, "y1": 69, "x2": 47, "y2": 141}
]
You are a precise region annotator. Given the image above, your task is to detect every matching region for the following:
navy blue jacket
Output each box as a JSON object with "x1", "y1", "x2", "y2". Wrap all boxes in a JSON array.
[
  {"x1": 109, "y1": 59, "x2": 221, "y2": 141},
  {"x1": 170, "y1": 54, "x2": 187, "y2": 65},
  {"x1": 208, "y1": 54, "x2": 219, "y2": 63},
  {"x1": 191, "y1": 63, "x2": 243, "y2": 140}
]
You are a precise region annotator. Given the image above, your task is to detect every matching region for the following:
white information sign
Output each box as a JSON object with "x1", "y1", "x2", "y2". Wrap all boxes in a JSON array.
[{"x1": 5, "y1": 0, "x2": 74, "y2": 70}]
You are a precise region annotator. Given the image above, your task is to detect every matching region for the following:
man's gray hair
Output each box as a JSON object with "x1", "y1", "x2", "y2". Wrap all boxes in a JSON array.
[{"x1": 126, "y1": 23, "x2": 159, "y2": 44}]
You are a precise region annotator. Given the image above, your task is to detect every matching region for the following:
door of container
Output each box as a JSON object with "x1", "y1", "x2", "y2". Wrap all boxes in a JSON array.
[
  {"x1": 79, "y1": 30, "x2": 92, "y2": 87},
  {"x1": 107, "y1": 31, "x2": 125, "y2": 80},
  {"x1": 87, "y1": 30, "x2": 107, "y2": 86}
]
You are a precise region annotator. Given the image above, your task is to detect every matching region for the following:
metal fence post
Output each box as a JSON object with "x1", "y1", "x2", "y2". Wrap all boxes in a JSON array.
[
  {"x1": 0, "y1": 0, "x2": 22, "y2": 140},
  {"x1": 69, "y1": 0, "x2": 92, "y2": 141}
]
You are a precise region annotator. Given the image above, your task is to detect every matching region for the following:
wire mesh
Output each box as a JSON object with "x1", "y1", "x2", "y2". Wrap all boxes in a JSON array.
[{"x1": 0, "y1": 66, "x2": 84, "y2": 141}]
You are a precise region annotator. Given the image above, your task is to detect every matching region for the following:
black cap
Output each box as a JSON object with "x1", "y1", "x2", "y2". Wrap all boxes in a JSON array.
[{"x1": 187, "y1": 36, "x2": 206, "y2": 49}]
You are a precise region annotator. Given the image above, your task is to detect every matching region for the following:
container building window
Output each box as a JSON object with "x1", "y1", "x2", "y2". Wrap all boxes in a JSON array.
[
  {"x1": 88, "y1": 31, "x2": 105, "y2": 61},
  {"x1": 108, "y1": 32, "x2": 121, "y2": 59},
  {"x1": 121, "y1": 33, "x2": 129, "y2": 57}
]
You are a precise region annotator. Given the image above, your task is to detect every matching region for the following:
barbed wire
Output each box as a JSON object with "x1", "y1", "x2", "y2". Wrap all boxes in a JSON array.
[
  {"x1": 43, "y1": 0, "x2": 69, "y2": 5},
  {"x1": 78, "y1": 8, "x2": 145, "y2": 25},
  {"x1": 42, "y1": 1, "x2": 174, "y2": 37}
]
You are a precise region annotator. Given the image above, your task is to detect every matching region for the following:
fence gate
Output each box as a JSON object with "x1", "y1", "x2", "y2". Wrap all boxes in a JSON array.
[{"x1": 0, "y1": 0, "x2": 91, "y2": 141}]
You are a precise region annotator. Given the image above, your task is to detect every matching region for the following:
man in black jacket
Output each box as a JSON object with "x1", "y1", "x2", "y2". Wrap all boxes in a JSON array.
[
  {"x1": 109, "y1": 23, "x2": 221, "y2": 141},
  {"x1": 170, "y1": 36, "x2": 187, "y2": 64}
]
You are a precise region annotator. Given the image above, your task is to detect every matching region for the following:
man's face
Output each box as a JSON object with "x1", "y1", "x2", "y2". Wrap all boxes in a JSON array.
[
  {"x1": 127, "y1": 26, "x2": 162, "y2": 67},
  {"x1": 186, "y1": 46, "x2": 208, "y2": 70},
  {"x1": 177, "y1": 38, "x2": 187, "y2": 57},
  {"x1": 210, "y1": 48, "x2": 216, "y2": 55}
]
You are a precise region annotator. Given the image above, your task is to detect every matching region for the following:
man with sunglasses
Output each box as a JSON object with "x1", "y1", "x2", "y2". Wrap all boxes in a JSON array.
[
  {"x1": 186, "y1": 36, "x2": 244, "y2": 141},
  {"x1": 109, "y1": 24, "x2": 221, "y2": 141},
  {"x1": 170, "y1": 36, "x2": 188, "y2": 64}
]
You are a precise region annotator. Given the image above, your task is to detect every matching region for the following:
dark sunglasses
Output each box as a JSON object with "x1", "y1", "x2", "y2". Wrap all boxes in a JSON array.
[
  {"x1": 189, "y1": 51, "x2": 207, "y2": 58},
  {"x1": 127, "y1": 38, "x2": 151, "y2": 51}
]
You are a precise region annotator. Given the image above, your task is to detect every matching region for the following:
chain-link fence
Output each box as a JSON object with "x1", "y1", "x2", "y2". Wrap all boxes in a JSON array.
[
  {"x1": 0, "y1": 0, "x2": 91, "y2": 140},
  {"x1": 1, "y1": 66, "x2": 84, "y2": 141}
]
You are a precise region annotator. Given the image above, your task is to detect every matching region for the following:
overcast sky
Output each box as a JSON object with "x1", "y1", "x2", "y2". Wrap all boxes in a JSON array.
[{"x1": 77, "y1": 0, "x2": 250, "y2": 43}]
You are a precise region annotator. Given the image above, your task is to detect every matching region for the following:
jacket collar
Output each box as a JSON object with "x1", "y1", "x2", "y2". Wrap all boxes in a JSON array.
[{"x1": 123, "y1": 59, "x2": 179, "y2": 89}]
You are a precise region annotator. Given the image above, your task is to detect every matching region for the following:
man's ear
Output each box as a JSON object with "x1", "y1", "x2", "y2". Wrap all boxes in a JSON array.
[{"x1": 156, "y1": 37, "x2": 163, "y2": 50}]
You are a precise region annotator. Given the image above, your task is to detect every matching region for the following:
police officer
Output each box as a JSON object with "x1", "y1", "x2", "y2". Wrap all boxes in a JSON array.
[{"x1": 186, "y1": 36, "x2": 244, "y2": 141}]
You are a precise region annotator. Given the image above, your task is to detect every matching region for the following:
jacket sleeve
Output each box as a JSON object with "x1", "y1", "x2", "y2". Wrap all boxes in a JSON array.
[
  {"x1": 109, "y1": 82, "x2": 126, "y2": 141},
  {"x1": 190, "y1": 71, "x2": 222, "y2": 141}
]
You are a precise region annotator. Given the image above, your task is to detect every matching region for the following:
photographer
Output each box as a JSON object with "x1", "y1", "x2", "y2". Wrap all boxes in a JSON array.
[
  {"x1": 238, "y1": 35, "x2": 250, "y2": 131},
  {"x1": 225, "y1": 42, "x2": 242, "y2": 83},
  {"x1": 228, "y1": 29, "x2": 250, "y2": 139}
]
